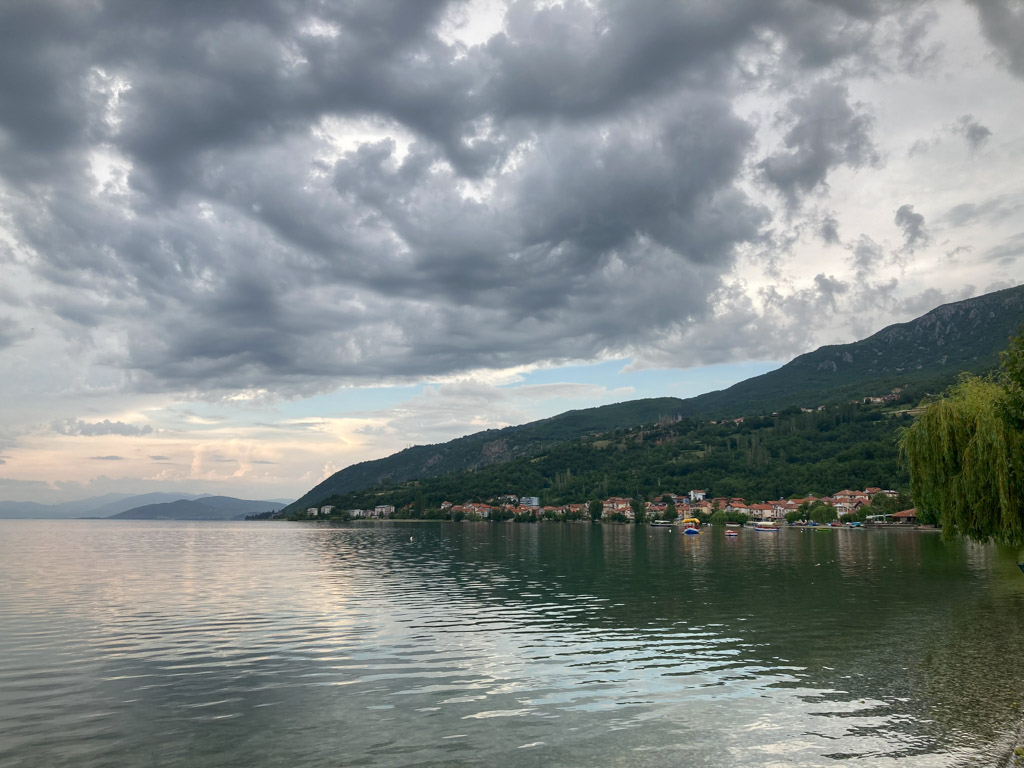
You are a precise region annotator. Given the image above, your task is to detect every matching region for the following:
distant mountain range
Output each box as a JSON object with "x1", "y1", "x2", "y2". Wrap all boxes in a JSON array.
[
  {"x1": 0, "y1": 492, "x2": 292, "y2": 520},
  {"x1": 282, "y1": 284, "x2": 1024, "y2": 515},
  {"x1": 107, "y1": 496, "x2": 287, "y2": 520}
]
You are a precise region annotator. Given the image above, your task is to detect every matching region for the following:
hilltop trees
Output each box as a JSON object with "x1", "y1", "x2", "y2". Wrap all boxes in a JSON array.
[
  {"x1": 662, "y1": 495, "x2": 677, "y2": 521},
  {"x1": 631, "y1": 498, "x2": 647, "y2": 524},
  {"x1": 901, "y1": 326, "x2": 1024, "y2": 545}
]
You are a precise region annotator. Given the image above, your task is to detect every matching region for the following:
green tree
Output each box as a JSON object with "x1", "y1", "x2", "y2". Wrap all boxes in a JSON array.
[
  {"x1": 710, "y1": 510, "x2": 727, "y2": 526},
  {"x1": 413, "y1": 490, "x2": 425, "y2": 519},
  {"x1": 999, "y1": 323, "x2": 1024, "y2": 429},
  {"x1": 900, "y1": 326, "x2": 1024, "y2": 544},
  {"x1": 631, "y1": 498, "x2": 647, "y2": 524},
  {"x1": 808, "y1": 501, "x2": 837, "y2": 524},
  {"x1": 901, "y1": 376, "x2": 1024, "y2": 544},
  {"x1": 663, "y1": 495, "x2": 677, "y2": 521},
  {"x1": 589, "y1": 499, "x2": 603, "y2": 522}
]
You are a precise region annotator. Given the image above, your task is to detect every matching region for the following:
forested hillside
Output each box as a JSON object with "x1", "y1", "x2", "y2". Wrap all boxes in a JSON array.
[
  {"x1": 305, "y1": 403, "x2": 911, "y2": 514},
  {"x1": 283, "y1": 398, "x2": 683, "y2": 514},
  {"x1": 282, "y1": 284, "x2": 1023, "y2": 516}
]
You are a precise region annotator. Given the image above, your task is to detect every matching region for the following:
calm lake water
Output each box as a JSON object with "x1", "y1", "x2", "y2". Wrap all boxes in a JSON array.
[{"x1": 1, "y1": 520, "x2": 1023, "y2": 768}]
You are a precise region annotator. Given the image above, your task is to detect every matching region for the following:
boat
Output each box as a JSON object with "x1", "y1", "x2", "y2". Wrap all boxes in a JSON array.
[
  {"x1": 725, "y1": 522, "x2": 740, "y2": 528},
  {"x1": 650, "y1": 520, "x2": 673, "y2": 528},
  {"x1": 682, "y1": 527, "x2": 700, "y2": 535},
  {"x1": 754, "y1": 524, "x2": 778, "y2": 532},
  {"x1": 725, "y1": 530, "x2": 739, "y2": 537}
]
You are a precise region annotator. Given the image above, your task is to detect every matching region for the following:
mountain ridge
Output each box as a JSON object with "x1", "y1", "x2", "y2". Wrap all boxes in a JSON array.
[
  {"x1": 282, "y1": 284, "x2": 1024, "y2": 516},
  {"x1": 107, "y1": 496, "x2": 288, "y2": 520},
  {"x1": 0, "y1": 492, "x2": 209, "y2": 520}
]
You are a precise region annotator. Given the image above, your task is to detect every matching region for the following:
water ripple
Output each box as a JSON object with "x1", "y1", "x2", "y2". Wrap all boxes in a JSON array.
[{"x1": 0, "y1": 519, "x2": 1022, "y2": 767}]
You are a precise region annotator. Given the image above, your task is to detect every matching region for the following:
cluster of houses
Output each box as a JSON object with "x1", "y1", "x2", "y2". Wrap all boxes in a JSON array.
[
  {"x1": 307, "y1": 504, "x2": 395, "y2": 518},
  {"x1": 426, "y1": 487, "x2": 905, "y2": 523},
  {"x1": 305, "y1": 487, "x2": 916, "y2": 524},
  {"x1": 595, "y1": 487, "x2": 901, "y2": 522}
]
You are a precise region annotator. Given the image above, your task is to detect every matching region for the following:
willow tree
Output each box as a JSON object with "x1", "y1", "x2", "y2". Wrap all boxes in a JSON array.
[{"x1": 900, "y1": 327, "x2": 1024, "y2": 545}]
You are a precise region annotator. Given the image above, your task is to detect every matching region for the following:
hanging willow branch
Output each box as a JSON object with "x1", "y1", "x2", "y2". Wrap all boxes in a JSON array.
[{"x1": 900, "y1": 372, "x2": 1024, "y2": 546}]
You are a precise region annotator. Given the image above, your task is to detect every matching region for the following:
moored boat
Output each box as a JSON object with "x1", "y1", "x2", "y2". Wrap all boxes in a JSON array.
[{"x1": 725, "y1": 530, "x2": 739, "y2": 537}]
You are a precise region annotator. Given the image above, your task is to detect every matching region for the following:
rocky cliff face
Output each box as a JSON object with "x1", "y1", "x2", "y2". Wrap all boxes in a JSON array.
[{"x1": 791, "y1": 285, "x2": 1024, "y2": 378}]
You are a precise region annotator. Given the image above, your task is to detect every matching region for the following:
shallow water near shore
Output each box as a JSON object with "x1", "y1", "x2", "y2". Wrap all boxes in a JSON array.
[{"x1": 1, "y1": 519, "x2": 1023, "y2": 767}]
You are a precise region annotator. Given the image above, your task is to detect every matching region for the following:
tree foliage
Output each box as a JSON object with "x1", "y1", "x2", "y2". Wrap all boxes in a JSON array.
[
  {"x1": 631, "y1": 498, "x2": 646, "y2": 524},
  {"x1": 900, "y1": 326, "x2": 1024, "y2": 545},
  {"x1": 807, "y1": 501, "x2": 837, "y2": 524},
  {"x1": 296, "y1": 402, "x2": 915, "y2": 524}
]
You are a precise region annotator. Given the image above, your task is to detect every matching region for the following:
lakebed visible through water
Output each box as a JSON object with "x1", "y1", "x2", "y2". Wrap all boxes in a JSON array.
[{"x1": 1, "y1": 519, "x2": 1022, "y2": 767}]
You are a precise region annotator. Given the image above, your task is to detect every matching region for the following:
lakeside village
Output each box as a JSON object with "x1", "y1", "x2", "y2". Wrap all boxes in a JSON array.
[{"x1": 304, "y1": 487, "x2": 921, "y2": 527}]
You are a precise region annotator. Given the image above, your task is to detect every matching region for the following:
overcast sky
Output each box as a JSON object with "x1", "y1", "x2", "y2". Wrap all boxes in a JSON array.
[{"x1": 1, "y1": 0, "x2": 1022, "y2": 503}]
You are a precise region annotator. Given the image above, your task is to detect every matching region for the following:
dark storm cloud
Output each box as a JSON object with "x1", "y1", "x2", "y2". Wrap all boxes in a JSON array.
[
  {"x1": 894, "y1": 204, "x2": 928, "y2": 250},
  {"x1": 944, "y1": 195, "x2": 1023, "y2": 227},
  {"x1": 983, "y1": 233, "x2": 1024, "y2": 265},
  {"x1": 953, "y1": 114, "x2": 992, "y2": 150},
  {"x1": 53, "y1": 419, "x2": 154, "y2": 437},
  {"x1": 0, "y1": 318, "x2": 33, "y2": 349},
  {"x1": 0, "y1": 1, "x2": 935, "y2": 393},
  {"x1": 967, "y1": 0, "x2": 1024, "y2": 78},
  {"x1": 849, "y1": 235, "x2": 885, "y2": 276},
  {"x1": 819, "y1": 214, "x2": 841, "y2": 245},
  {"x1": 759, "y1": 81, "x2": 880, "y2": 207}
]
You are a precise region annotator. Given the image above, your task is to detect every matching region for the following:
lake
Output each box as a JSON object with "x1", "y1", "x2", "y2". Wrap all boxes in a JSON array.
[{"x1": 1, "y1": 520, "x2": 1022, "y2": 767}]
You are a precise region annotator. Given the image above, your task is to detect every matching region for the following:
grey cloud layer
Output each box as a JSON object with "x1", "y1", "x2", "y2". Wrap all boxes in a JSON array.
[
  {"x1": 759, "y1": 81, "x2": 880, "y2": 207},
  {"x1": 0, "y1": 1, "x2": 948, "y2": 394},
  {"x1": 53, "y1": 419, "x2": 154, "y2": 437}
]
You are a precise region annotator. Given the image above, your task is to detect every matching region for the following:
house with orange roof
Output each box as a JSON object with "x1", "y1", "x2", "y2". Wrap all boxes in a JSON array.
[{"x1": 892, "y1": 508, "x2": 917, "y2": 524}]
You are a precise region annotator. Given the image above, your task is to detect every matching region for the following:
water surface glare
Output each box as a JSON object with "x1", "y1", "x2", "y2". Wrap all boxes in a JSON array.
[{"x1": 1, "y1": 520, "x2": 1023, "y2": 767}]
